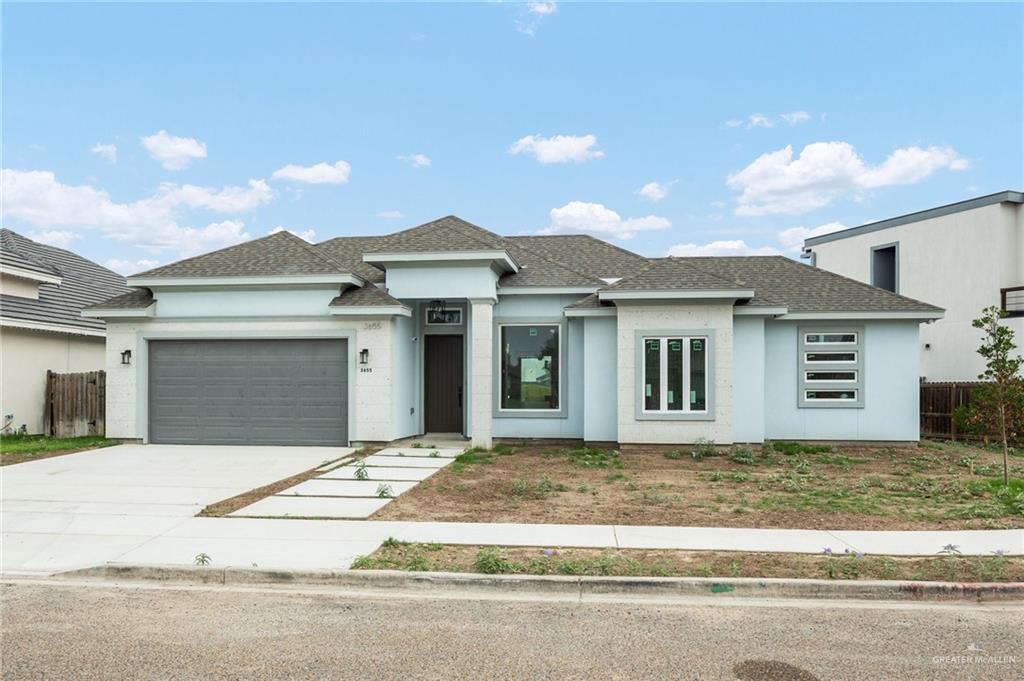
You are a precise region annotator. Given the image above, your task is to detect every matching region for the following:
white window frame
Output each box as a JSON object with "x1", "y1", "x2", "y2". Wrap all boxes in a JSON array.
[
  {"x1": 804, "y1": 351, "x2": 858, "y2": 364},
  {"x1": 804, "y1": 331, "x2": 858, "y2": 345},
  {"x1": 425, "y1": 307, "x2": 462, "y2": 326},
  {"x1": 640, "y1": 335, "x2": 709, "y2": 415},
  {"x1": 804, "y1": 370, "x2": 858, "y2": 383},
  {"x1": 804, "y1": 389, "x2": 859, "y2": 402},
  {"x1": 497, "y1": 321, "x2": 562, "y2": 413}
]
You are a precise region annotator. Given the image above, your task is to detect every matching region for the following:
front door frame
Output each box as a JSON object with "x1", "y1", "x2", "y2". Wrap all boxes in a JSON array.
[{"x1": 423, "y1": 333, "x2": 465, "y2": 434}]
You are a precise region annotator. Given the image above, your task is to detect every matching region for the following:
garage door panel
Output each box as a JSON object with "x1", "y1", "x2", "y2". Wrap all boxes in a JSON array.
[{"x1": 149, "y1": 339, "x2": 348, "y2": 445}]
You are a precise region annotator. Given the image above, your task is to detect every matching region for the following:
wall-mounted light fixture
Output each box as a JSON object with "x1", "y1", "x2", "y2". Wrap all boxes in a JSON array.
[
  {"x1": 359, "y1": 348, "x2": 369, "y2": 365},
  {"x1": 120, "y1": 349, "x2": 132, "y2": 365}
]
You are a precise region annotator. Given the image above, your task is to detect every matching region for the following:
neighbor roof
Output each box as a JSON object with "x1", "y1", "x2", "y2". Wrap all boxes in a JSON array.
[
  {"x1": 0, "y1": 228, "x2": 131, "y2": 332},
  {"x1": 804, "y1": 190, "x2": 1024, "y2": 248}
]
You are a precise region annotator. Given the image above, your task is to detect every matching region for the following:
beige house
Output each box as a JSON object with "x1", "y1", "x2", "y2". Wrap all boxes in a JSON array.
[{"x1": 0, "y1": 229, "x2": 129, "y2": 434}]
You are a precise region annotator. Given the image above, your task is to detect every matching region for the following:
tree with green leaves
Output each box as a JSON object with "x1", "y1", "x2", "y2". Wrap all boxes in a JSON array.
[{"x1": 958, "y1": 306, "x2": 1024, "y2": 485}]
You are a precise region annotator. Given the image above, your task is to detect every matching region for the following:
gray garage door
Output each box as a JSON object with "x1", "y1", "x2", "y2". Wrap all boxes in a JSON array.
[{"x1": 148, "y1": 339, "x2": 348, "y2": 445}]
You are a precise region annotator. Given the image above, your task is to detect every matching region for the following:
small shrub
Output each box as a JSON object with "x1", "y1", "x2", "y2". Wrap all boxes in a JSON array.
[
  {"x1": 354, "y1": 462, "x2": 369, "y2": 480},
  {"x1": 376, "y1": 483, "x2": 394, "y2": 498},
  {"x1": 691, "y1": 438, "x2": 717, "y2": 461},
  {"x1": 194, "y1": 552, "x2": 211, "y2": 566},
  {"x1": 664, "y1": 449, "x2": 684, "y2": 460},
  {"x1": 562, "y1": 445, "x2": 622, "y2": 468},
  {"x1": 728, "y1": 446, "x2": 756, "y2": 465},
  {"x1": 381, "y1": 536, "x2": 406, "y2": 548},
  {"x1": 491, "y1": 443, "x2": 516, "y2": 455},
  {"x1": 473, "y1": 547, "x2": 513, "y2": 574},
  {"x1": 772, "y1": 441, "x2": 832, "y2": 456}
]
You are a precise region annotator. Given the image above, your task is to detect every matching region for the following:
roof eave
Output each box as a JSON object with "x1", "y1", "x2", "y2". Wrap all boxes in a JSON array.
[
  {"x1": 1, "y1": 316, "x2": 106, "y2": 337},
  {"x1": 127, "y1": 273, "x2": 366, "y2": 288},
  {"x1": 362, "y1": 250, "x2": 519, "y2": 274},
  {"x1": 598, "y1": 289, "x2": 755, "y2": 302},
  {"x1": 328, "y1": 304, "x2": 412, "y2": 318},
  {"x1": 564, "y1": 307, "x2": 616, "y2": 317},
  {"x1": 499, "y1": 285, "x2": 599, "y2": 295},
  {"x1": 777, "y1": 310, "x2": 945, "y2": 321},
  {"x1": 81, "y1": 304, "x2": 156, "y2": 319},
  {"x1": 0, "y1": 263, "x2": 62, "y2": 285}
]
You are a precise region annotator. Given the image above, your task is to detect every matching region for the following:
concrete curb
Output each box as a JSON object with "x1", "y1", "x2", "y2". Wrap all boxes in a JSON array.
[{"x1": 56, "y1": 564, "x2": 1024, "y2": 602}]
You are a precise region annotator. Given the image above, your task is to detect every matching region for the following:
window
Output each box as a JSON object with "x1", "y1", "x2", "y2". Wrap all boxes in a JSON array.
[
  {"x1": 798, "y1": 326, "x2": 864, "y2": 408},
  {"x1": 871, "y1": 243, "x2": 898, "y2": 293},
  {"x1": 499, "y1": 324, "x2": 559, "y2": 410},
  {"x1": 641, "y1": 335, "x2": 708, "y2": 414},
  {"x1": 426, "y1": 308, "x2": 462, "y2": 325}
]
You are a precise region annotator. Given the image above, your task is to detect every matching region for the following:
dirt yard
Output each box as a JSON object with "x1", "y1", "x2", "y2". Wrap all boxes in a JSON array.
[{"x1": 371, "y1": 440, "x2": 1024, "y2": 530}]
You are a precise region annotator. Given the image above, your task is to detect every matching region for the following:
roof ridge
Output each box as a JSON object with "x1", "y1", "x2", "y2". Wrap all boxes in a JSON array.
[
  {"x1": 274, "y1": 229, "x2": 351, "y2": 273},
  {"x1": 0, "y1": 229, "x2": 62, "y2": 275},
  {"x1": 606, "y1": 256, "x2": 748, "y2": 291},
  {"x1": 510, "y1": 233, "x2": 649, "y2": 263}
]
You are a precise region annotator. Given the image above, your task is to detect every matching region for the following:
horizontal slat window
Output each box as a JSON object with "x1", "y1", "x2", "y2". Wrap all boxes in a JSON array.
[
  {"x1": 805, "y1": 370, "x2": 857, "y2": 382},
  {"x1": 805, "y1": 389, "x2": 858, "y2": 401},
  {"x1": 805, "y1": 332, "x2": 857, "y2": 345},
  {"x1": 805, "y1": 351, "x2": 857, "y2": 363},
  {"x1": 798, "y1": 326, "x2": 864, "y2": 409}
]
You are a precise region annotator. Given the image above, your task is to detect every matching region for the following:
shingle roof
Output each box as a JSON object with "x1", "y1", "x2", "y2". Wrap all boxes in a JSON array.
[
  {"x1": 0, "y1": 229, "x2": 131, "y2": 332},
  {"x1": 669, "y1": 256, "x2": 942, "y2": 313},
  {"x1": 83, "y1": 288, "x2": 154, "y2": 311},
  {"x1": 315, "y1": 236, "x2": 392, "y2": 283},
  {"x1": 374, "y1": 215, "x2": 510, "y2": 254},
  {"x1": 329, "y1": 284, "x2": 405, "y2": 308},
  {"x1": 135, "y1": 231, "x2": 350, "y2": 278},
  {"x1": 565, "y1": 293, "x2": 614, "y2": 310},
  {"x1": 506, "y1": 234, "x2": 650, "y2": 281},
  {"x1": 603, "y1": 257, "x2": 748, "y2": 292}
]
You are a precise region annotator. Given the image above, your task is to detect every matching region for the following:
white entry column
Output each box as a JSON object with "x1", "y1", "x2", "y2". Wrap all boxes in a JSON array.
[{"x1": 469, "y1": 298, "x2": 494, "y2": 449}]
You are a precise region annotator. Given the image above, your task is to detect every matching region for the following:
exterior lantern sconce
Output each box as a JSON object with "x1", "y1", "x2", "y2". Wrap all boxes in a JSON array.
[
  {"x1": 120, "y1": 350, "x2": 132, "y2": 365},
  {"x1": 359, "y1": 348, "x2": 370, "y2": 365}
]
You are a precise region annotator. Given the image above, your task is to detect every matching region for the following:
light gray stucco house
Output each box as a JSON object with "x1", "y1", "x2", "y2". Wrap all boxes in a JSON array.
[{"x1": 84, "y1": 216, "x2": 944, "y2": 448}]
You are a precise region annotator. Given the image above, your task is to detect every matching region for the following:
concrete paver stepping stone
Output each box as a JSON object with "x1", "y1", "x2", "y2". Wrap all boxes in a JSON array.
[
  {"x1": 360, "y1": 454, "x2": 452, "y2": 469},
  {"x1": 378, "y1": 447, "x2": 462, "y2": 459},
  {"x1": 319, "y1": 466, "x2": 438, "y2": 482},
  {"x1": 229, "y1": 495, "x2": 390, "y2": 519},
  {"x1": 280, "y1": 479, "x2": 417, "y2": 498}
]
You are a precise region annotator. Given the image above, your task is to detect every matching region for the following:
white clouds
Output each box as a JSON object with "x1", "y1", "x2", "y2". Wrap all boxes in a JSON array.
[
  {"x1": 272, "y1": 160, "x2": 352, "y2": 184},
  {"x1": 543, "y1": 201, "x2": 670, "y2": 240},
  {"x1": 91, "y1": 143, "x2": 118, "y2": 164},
  {"x1": 140, "y1": 130, "x2": 207, "y2": 170},
  {"x1": 636, "y1": 180, "x2": 676, "y2": 203},
  {"x1": 28, "y1": 230, "x2": 80, "y2": 249},
  {"x1": 508, "y1": 134, "x2": 604, "y2": 164},
  {"x1": 377, "y1": 210, "x2": 405, "y2": 219},
  {"x1": 0, "y1": 168, "x2": 265, "y2": 257},
  {"x1": 727, "y1": 111, "x2": 813, "y2": 130},
  {"x1": 397, "y1": 153, "x2": 431, "y2": 168},
  {"x1": 727, "y1": 142, "x2": 968, "y2": 216},
  {"x1": 666, "y1": 240, "x2": 780, "y2": 257},
  {"x1": 776, "y1": 221, "x2": 847, "y2": 253},
  {"x1": 779, "y1": 111, "x2": 811, "y2": 126},
  {"x1": 516, "y1": 2, "x2": 557, "y2": 35},
  {"x1": 269, "y1": 225, "x2": 316, "y2": 242},
  {"x1": 104, "y1": 258, "x2": 160, "y2": 275}
]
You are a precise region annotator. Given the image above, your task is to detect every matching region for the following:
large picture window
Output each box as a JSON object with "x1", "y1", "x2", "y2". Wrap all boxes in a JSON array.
[
  {"x1": 641, "y1": 335, "x2": 708, "y2": 414},
  {"x1": 499, "y1": 324, "x2": 560, "y2": 410}
]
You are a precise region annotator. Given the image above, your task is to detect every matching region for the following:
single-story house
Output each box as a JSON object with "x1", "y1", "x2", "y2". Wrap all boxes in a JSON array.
[
  {"x1": 1, "y1": 228, "x2": 130, "y2": 434},
  {"x1": 85, "y1": 216, "x2": 944, "y2": 448}
]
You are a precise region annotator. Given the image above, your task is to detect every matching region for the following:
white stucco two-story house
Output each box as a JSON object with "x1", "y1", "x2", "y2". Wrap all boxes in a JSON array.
[
  {"x1": 85, "y1": 216, "x2": 943, "y2": 448},
  {"x1": 803, "y1": 191, "x2": 1023, "y2": 382}
]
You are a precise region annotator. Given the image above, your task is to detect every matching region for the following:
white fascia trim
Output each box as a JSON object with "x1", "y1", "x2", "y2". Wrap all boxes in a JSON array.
[
  {"x1": 734, "y1": 306, "x2": 789, "y2": 316},
  {"x1": 499, "y1": 286, "x2": 599, "y2": 295},
  {"x1": 0, "y1": 316, "x2": 105, "y2": 337},
  {"x1": 329, "y1": 305, "x2": 412, "y2": 317},
  {"x1": 564, "y1": 307, "x2": 616, "y2": 317},
  {"x1": 363, "y1": 250, "x2": 519, "y2": 273},
  {"x1": 128, "y1": 273, "x2": 366, "y2": 288},
  {"x1": 0, "y1": 264, "x2": 62, "y2": 285},
  {"x1": 81, "y1": 304, "x2": 156, "y2": 318},
  {"x1": 779, "y1": 311, "x2": 945, "y2": 321},
  {"x1": 599, "y1": 288, "x2": 755, "y2": 301}
]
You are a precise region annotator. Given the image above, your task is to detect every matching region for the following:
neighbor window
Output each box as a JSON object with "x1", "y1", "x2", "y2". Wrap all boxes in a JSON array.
[
  {"x1": 499, "y1": 324, "x2": 560, "y2": 410},
  {"x1": 798, "y1": 327, "x2": 864, "y2": 408},
  {"x1": 871, "y1": 243, "x2": 898, "y2": 293},
  {"x1": 641, "y1": 336, "x2": 708, "y2": 414}
]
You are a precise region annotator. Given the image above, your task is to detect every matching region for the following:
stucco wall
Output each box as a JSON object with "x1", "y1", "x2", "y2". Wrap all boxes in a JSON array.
[
  {"x1": 732, "y1": 316, "x2": 766, "y2": 443},
  {"x1": 385, "y1": 263, "x2": 498, "y2": 300},
  {"x1": 103, "y1": 317, "x2": 394, "y2": 443},
  {"x1": 808, "y1": 201, "x2": 1022, "y2": 381},
  {"x1": 764, "y1": 319, "x2": 921, "y2": 441},
  {"x1": 391, "y1": 313, "x2": 418, "y2": 439},
  {"x1": 1, "y1": 326, "x2": 106, "y2": 434},
  {"x1": 616, "y1": 302, "x2": 735, "y2": 444},
  {"x1": 150, "y1": 287, "x2": 344, "y2": 317},
  {"x1": 582, "y1": 316, "x2": 617, "y2": 442}
]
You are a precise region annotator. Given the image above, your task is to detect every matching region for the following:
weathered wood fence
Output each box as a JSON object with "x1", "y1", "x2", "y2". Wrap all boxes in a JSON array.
[
  {"x1": 43, "y1": 370, "x2": 106, "y2": 437},
  {"x1": 920, "y1": 381, "x2": 982, "y2": 440}
]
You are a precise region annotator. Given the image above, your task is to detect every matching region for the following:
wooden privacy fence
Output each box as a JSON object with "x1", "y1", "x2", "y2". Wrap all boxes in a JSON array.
[
  {"x1": 920, "y1": 381, "x2": 982, "y2": 440},
  {"x1": 43, "y1": 370, "x2": 106, "y2": 438}
]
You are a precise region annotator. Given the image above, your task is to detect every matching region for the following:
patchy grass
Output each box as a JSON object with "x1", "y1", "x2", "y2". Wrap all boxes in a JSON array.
[
  {"x1": 0, "y1": 434, "x2": 116, "y2": 466},
  {"x1": 373, "y1": 439, "x2": 1024, "y2": 530},
  {"x1": 352, "y1": 543, "x2": 1024, "y2": 582}
]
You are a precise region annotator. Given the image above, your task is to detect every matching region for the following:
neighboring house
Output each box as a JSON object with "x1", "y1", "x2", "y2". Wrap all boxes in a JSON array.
[
  {"x1": 802, "y1": 191, "x2": 1024, "y2": 382},
  {"x1": 85, "y1": 216, "x2": 943, "y2": 448},
  {"x1": 1, "y1": 229, "x2": 130, "y2": 434}
]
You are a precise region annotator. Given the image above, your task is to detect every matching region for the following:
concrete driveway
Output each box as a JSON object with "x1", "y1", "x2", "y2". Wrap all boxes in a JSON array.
[{"x1": 1, "y1": 444, "x2": 352, "y2": 575}]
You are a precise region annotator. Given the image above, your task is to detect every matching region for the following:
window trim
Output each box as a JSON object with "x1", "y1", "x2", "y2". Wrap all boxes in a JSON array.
[
  {"x1": 798, "y1": 325, "x2": 864, "y2": 409},
  {"x1": 634, "y1": 329, "x2": 716, "y2": 421},
  {"x1": 492, "y1": 317, "x2": 568, "y2": 419},
  {"x1": 425, "y1": 307, "x2": 463, "y2": 326},
  {"x1": 870, "y1": 241, "x2": 899, "y2": 293},
  {"x1": 804, "y1": 331, "x2": 858, "y2": 345}
]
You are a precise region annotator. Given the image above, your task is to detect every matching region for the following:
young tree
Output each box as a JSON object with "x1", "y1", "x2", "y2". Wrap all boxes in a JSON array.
[{"x1": 962, "y1": 306, "x2": 1024, "y2": 485}]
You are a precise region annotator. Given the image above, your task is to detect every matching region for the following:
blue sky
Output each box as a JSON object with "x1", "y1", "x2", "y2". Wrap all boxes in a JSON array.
[{"x1": 3, "y1": 2, "x2": 1021, "y2": 274}]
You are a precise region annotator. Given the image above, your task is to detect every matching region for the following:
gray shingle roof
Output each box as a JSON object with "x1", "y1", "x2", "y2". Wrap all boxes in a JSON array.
[
  {"x1": 374, "y1": 215, "x2": 510, "y2": 254},
  {"x1": 668, "y1": 256, "x2": 942, "y2": 313},
  {"x1": 565, "y1": 293, "x2": 614, "y2": 310},
  {"x1": 507, "y1": 234, "x2": 650, "y2": 281},
  {"x1": 329, "y1": 284, "x2": 405, "y2": 308},
  {"x1": 0, "y1": 229, "x2": 131, "y2": 332},
  {"x1": 135, "y1": 231, "x2": 350, "y2": 278},
  {"x1": 603, "y1": 257, "x2": 748, "y2": 292},
  {"x1": 83, "y1": 288, "x2": 154, "y2": 311},
  {"x1": 315, "y1": 236, "x2": 391, "y2": 283}
]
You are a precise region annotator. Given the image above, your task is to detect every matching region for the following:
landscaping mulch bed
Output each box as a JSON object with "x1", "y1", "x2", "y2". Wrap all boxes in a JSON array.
[
  {"x1": 0, "y1": 435, "x2": 117, "y2": 466},
  {"x1": 353, "y1": 541, "x2": 1024, "y2": 583},
  {"x1": 371, "y1": 440, "x2": 1024, "y2": 530}
]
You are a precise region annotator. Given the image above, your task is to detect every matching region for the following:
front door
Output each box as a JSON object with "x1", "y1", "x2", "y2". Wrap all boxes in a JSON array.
[{"x1": 424, "y1": 334, "x2": 464, "y2": 433}]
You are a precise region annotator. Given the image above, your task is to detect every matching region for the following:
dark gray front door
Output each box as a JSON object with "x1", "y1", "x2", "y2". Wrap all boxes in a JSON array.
[
  {"x1": 148, "y1": 339, "x2": 348, "y2": 445},
  {"x1": 424, "y1": 335, "x2": 463, "y2": 433}
]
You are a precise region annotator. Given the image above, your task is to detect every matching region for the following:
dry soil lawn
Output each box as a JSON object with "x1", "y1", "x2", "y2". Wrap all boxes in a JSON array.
[{"x1": 372, "y1": 440, "x2": 1024, "y2": 530}]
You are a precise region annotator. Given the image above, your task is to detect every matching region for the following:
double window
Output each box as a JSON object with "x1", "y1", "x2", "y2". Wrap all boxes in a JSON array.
[
  {"x1": 641, "y1": 335, "x2": 708, "y2": 414},
  {"x1": 798, "y1": 327, "x2": 863, "y2": 407},
  {"x1": 499, "y1": 323, "x2": 560, "y2": 411}
]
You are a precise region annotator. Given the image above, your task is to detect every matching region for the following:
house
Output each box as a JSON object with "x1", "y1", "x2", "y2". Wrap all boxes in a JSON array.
[
  {"x1": 1, "y1": 229, "x2": 131, "y2": 434},
  {"x1": 802, "y1": 191, "x2": 1024, "y2": 382},
  {"x1": 84, "y1": 216, "x2": 943, "y2": 448}
]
